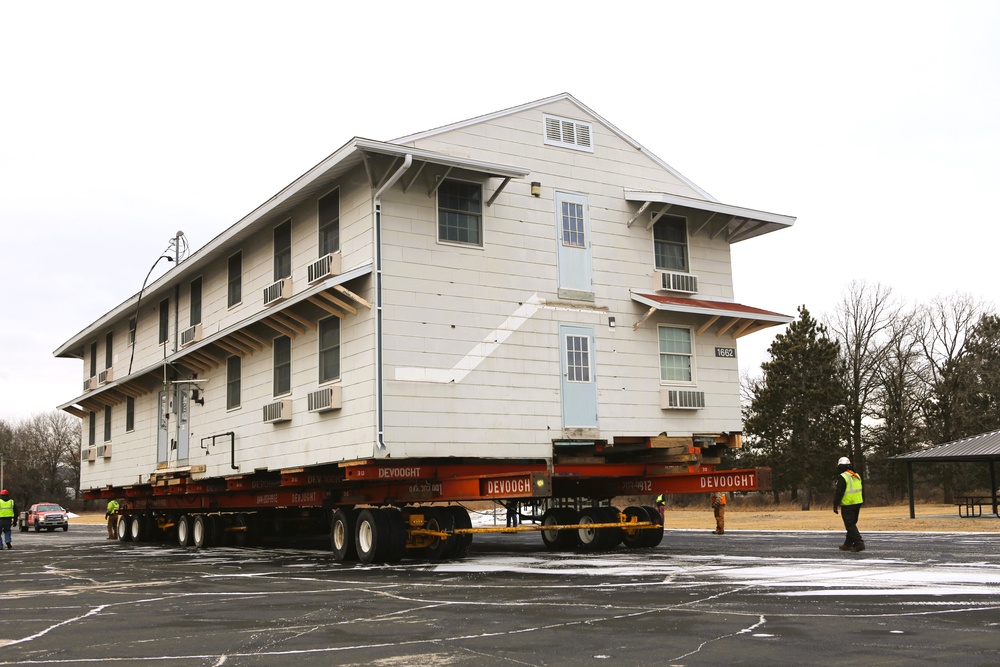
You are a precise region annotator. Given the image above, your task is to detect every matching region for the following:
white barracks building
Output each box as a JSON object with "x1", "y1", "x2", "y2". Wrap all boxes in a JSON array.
[{"x1": 55, "y1": 93, "x2": 794, "y2": 498}]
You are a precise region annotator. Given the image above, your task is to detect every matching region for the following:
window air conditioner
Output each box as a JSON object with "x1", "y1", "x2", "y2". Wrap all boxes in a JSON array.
[
  {"x1": 307, "y1": 386, "x2": 342, "y2": 412},
  {"x1": 661, "y1": 389, "x2": 706, "y2": 410}
]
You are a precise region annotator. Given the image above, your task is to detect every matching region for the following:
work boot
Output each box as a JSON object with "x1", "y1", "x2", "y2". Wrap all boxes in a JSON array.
[
  {"x1": 852, "y1": 541, "x2": 866, "y2": 552},
  {"x1": 839, "y1": 544, "x2": 852, "y2": 551},
  {"x1": 5, "y1": 543, "x2": 11, "y2": 549}
]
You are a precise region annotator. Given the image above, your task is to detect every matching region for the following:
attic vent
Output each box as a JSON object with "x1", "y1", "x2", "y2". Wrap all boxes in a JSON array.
[
  {"x1": 263, "y1": 399, "x2": 292, "y2": 423},
  {"x1": 308, "y1": 386, "x2": 342, "y2": 412},
  {"x1": 655, "y1": 271, "x2": 699, "y2": 294},
  {"x1": 308, "y1": 253, "x2": 342, "y2": 284},
  {"x1": 544, "y1": 115, "x2": 594, "y2": 152},
  {"x1": 661, "y1": 389, "x2": 706, "y2": 410},
  {"x1": 263, "y1": 278, "x2": 292, "y2": 306},
  {"x1": 181, "y1": 324, "x2": 202, "y2": 347}
]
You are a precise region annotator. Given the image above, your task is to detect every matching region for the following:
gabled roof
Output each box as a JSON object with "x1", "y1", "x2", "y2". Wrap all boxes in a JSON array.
[
  {"x1": 892, "y1": 429, "x2": 1000, "y2": 462},
  {"x1": 393, "y1": 92, "x2": 716, "y2": 201}
]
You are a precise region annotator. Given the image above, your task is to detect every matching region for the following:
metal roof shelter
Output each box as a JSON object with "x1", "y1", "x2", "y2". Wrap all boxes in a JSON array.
[{"x1": 892, "y1": 429, "x2": 1000, "y2": 518}]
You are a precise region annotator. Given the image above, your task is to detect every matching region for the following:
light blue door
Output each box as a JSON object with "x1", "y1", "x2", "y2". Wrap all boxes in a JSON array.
[
  {"x1": 555, "y1": 191, "x2": 593, "y2": 300},
  {"x1": 559, "y1": 324, "x2": 598, "y2": 429},
  {"x1": 175, "y1": 385, "x2": 190, "y2": 465},
  {"x1": 157, "y1": 390, "x2": 169, "y2": 465}
]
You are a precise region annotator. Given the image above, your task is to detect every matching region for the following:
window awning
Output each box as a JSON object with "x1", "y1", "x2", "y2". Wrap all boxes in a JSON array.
[
  {"x1": 631, "y1": 290, "x2": 793, "y2": 338},
  {"x1": 624, "y1": 189, "x2": 795, "y2": 243}
]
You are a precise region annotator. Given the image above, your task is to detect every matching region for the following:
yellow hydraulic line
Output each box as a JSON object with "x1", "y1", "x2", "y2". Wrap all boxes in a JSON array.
[{"x1": 410, "y1": 521, "x2": 660, "y2": 539}]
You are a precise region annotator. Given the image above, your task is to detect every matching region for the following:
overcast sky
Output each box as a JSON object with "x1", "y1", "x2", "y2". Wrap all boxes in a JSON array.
[{"x1": 2, "y1": 2, "x2": 998, "y2": 422}]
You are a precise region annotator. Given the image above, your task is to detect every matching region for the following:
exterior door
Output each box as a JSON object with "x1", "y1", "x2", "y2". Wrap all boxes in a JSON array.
[
  {"x1": 157, "y1": 390, "x2": 169, "y2": 466},
  {"x1": 559, "y1": 324, "x2": 598, "y2": 430},
  {"x1": 175, "y1": 385, "x2": 190, "y2": 465},
  {"x1": 555, "y1": 191, "x2": 593, "y2": 300}
]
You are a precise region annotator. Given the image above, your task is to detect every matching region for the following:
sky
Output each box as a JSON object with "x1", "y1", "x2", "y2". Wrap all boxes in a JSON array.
[{"x1": 1, "y1": 2, "x2": 999, "y2": 422}]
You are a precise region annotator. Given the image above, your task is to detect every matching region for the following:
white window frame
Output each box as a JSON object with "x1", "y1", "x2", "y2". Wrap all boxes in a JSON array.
[
  {"x1": 318, "y1": 316, "x2": 341, "y2": 385},
  {"x1": 658, "y1": 325, "x2": 696, "y2": 385},
  {"x1": 318, "y1": 187, "x2": 340, "y2": 257},
  {"x1": 437, "y1": 178, "x2": 484, "y2": 248}
]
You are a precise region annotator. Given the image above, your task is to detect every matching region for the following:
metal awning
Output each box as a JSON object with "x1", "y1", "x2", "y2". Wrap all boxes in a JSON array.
[
  {"x1": 630, "y1": 290, "x2": 792, "y2": 338},
  {"x1": 624, "y1": 189, "x2": 795, "y2": 243}
]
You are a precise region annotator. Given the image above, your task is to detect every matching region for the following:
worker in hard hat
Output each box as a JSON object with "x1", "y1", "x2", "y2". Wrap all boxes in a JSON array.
[
  {"x1": 833, "y1": 456, "x2": 865, "y2": 552},
  {"x1": 655, "y1": 494, "x2": 666, "y2": 521},
  {"x1": 0, "y1": 490, "x2": 15, "y2": 549}
]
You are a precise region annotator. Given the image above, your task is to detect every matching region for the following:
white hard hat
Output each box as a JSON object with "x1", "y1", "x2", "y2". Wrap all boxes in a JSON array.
[{"x1": 837, "y1": 456, "x2": 851, "y2": 466}]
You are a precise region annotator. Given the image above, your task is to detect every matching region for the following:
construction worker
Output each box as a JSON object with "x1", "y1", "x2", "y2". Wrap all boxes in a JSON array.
[
  {"x1": 834, "y1": 456, "x2": 865, "y2": 552},
  {"x1": 106, "y1": 498, "x2": 121, "y2": 540},
  {"x1": 710, "y1": 491, "x2": 726, "y2": 534},
  {"x1": 655, "y1": 494, "x2": 666, "y2": 521},
  {"x1": 0, "y1": 490, "x2": 15, "y2": 549}
]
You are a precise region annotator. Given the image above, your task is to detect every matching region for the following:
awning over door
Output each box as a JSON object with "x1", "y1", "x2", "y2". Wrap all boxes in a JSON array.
[{"x1": 630, "y1": 290, "x2": 792, "y2": 338}]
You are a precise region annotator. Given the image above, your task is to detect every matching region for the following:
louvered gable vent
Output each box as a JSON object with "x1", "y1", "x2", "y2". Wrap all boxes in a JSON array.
[{"x1": 544, "y1": 115, "x2": 593, "y2": 152}]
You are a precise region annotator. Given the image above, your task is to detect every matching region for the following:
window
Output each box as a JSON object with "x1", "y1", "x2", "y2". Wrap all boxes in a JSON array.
[
  {"x1": 659, "y1": 326, "x2": 693, "y2": 383},
  {"x1": 128, "y1": 317, "x2": 136, "y2": 346},
  {"x1": 88, "y1": 412, "x2": 96, "y2": 446},
  {"x1": 565, "y1": 335, "x2": 591, "y2": 383},
  {"x1": 226, "y1": 356, "x2": 242, "y2": 410},
  {"x1": 318, "y1": 189, "x2": 340, "y2": 257},
  {"x1": 438, "y1": 180, "x2": 482, "y2": 246},
  {"x1": 105, "y1": 331, "x2": 113, "y2": 369},
  {"x1": 561, "y1": 200, "x2": 586, "y2": 248},
  {"x1": 104, "y1": 405, "x2": 112, "y2": 442},
  {"x1": 158, "y1": 298, "x2": 170, "y2": 344},
  {"x1": 89, "y1": 341, "x2": 97, "y2": 378},
  {"x1": 126, "y1": 396, "x2": 135, "y2": 432},
  {"x1": 274, "y1": 220, "x2": 292, "y2": 281},
  {"x1": 653, "y1": 215, "x2": 689, "y2": 272},
  {"x1": 318, "y1": 316, "x2": 341, "y2": 384},
  {"x1": 190, "y1": 277, "x2": 202, "y2": 326},
  {"x1": 273, "y1": 336, "x2": 291, "y2": 396},
  {"x1": 228, "y1": 251, "x2": 242, "y2": 308}
]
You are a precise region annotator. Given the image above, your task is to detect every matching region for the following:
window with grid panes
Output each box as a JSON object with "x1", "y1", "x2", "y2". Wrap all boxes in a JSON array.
[
  {"x1": 565, "y1": 335, "x2": 591, "y2": 382},
  {"x1": 318, "y1": 189, "x2": 340, "y2": 256},
  {"x1": 226, "y1": 356, "x2": 241, "y2": 410},
  {"x1": 653, "y1": 215, "x2": 689, "y2": 272},
  {"x1": 228, "y1": 251, "x2": 242, "y2": 308},
  {"x1": 318, "y1": 317, "x2": 341, "y2": 384},
  {"x1": 561, "y1": 200, "x2": 586, "y2": 248},
  {"x1": 659, "y1": 326, "x2": 693, "y2": 382},
  {"x1": 438, "y1": 180, "x2": 482, "y2": 245},
  {"x1": 273, "y1": 336, "x2": 291, "y2": 396}
]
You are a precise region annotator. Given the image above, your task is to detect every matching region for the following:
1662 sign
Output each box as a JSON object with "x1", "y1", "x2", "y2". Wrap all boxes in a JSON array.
[{"x1": 715, "y1": 347, "x2": 736, "y2": 358}]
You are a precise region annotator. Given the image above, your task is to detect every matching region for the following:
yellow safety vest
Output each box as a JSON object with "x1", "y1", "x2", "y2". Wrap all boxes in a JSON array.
[
  {"x1": 840, "y1": 471, "x2": 863, "y2": 505},
  {"x1": 107, "y1": 500, "x2": 120, "y2": 514},
  {"x1": 0, "y1": 499, "x2": 14, "y2": 518}
]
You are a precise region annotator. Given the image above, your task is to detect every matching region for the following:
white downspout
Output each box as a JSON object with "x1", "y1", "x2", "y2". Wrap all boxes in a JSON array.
[{"x1": 372, "y1": 154, "x2": 413, "y2": 451}]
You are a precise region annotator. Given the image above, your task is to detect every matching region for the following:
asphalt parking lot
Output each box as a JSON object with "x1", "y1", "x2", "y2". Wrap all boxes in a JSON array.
[{"x1": 1, "y1": 523, "x2": 998, "y2": 666}]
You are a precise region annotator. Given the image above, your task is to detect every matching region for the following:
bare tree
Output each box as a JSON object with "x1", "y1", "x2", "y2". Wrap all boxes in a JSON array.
[{"x1": 828, "y1": 280, "x2": 899, "y2": 478}]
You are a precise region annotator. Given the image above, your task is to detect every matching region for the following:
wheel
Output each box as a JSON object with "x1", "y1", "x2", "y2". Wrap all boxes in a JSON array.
[
  {"x1": 576, "y1": 508, "x2": 606, "y2": 551},
  {"x1": 117, "y1": 515, "x2": 132, "y2": 542},
  {"x1": 599, "y1": 506, "x2": 623, "y2": 549},
  {"x1": 63, "y1": 524, "x2": 69, "y2": 532},
  {"x1": 192, "y1": 514, "x2": 210, "y2": 549},
  {"x1": 129, "y1": 515, "x2": 146, "y2": 542},
  {"x1": 331, "y1": 508, "x2": 358, "y2": 562},
  {"x1": 423, "y1": 507, "x2": 455, "y2": 562},
  {"x1": 34, "y1": 521, "x2": 41, "y2": 533},
  {"x1": 447, "y1": 506, "x2": 473, "y2": 559},
  {"x1": 540, "y1": 508, "x2": 579, "y2": 551},
  {"x1": 177, "y1": 515, "x2": 191, "y2": 547},
  {"x1": 231, "y1": 513, "x2": 250, "y2": 547},
  {"x1": 355, "y1": 508, "x2": 383, "y2": 564},
  {"x1": 382, "y1": 508, "x2": 409, "y2": 563},
  {"x1": 640, "y1": 506, "x2": 664, "y2": 547},
  {"x1": 622, "y1": 506, "x2": 649, "y2": 549}
]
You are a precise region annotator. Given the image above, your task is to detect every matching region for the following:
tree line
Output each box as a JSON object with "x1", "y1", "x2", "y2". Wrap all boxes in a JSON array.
[
  {"x1": 738, "y1": 281, "x2": 998, "y2": 506},
  {"x1": 0, "y1": 412, "x2": 81, "y2": 511}
]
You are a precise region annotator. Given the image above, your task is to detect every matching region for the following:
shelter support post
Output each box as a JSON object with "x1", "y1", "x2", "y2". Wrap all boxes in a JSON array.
[
  {"x1": 991, "y1": 460, "x2": 998, "y2": 516},
  {"x1": 907, "y1": 462, "x2": 915, "y2": 519}
]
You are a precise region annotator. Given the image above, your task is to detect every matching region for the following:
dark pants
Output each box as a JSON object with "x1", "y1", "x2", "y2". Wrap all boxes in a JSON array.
[
  {"x1": 0, "y1": 518, "x2": 12, "y2": 546},
  {"x1": 841, "y1": 504, "x2": 863, "y2": 546}
]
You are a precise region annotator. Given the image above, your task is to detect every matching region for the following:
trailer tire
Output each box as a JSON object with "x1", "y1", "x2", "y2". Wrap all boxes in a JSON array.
[
  {"x1": 192, "y1": 514, "x2": 210, "y2": 549},
  {"x1": 640, "y1": 506, "x2": 664, "y2": 547},
  {"x1": 423, "y1": 507, "x2": 455, "y2": 562},
  {"x1": 447, "y1": 506, "x2": 473, "y2": 559},
  {"x1": 576, "y1": 508, "x2": 606, "y2": 551},
  {"x1": 599, "y1": 507, "x2": 623, "y2": 549},
  {"x1": 541, "y1": 508, "x2": 579, "y2": 551},
  {"x1": 230, "y1": 513, "x2": 250, "y2": 547},
  {"x1": 621, "y1": 506, "x2": 649, "y2": 549},
  {"x1": 117, "y1": 515, "x2": 132, "y2": 542},
  {"x1": 355, "y1": 508, "x2": 384, "y2": 564},
  {"x1": 381, "y1": 508, "x2": 408, "y2": 563},
  {"x1": 331, "y1": 508, "x2": 358, "y2": 562},
  {"x1": 177, "y1": 515, "x2": 192, "y2": 547},
  {"x1": 129, "y1": 515, "x2": 146, "y2": 542}
]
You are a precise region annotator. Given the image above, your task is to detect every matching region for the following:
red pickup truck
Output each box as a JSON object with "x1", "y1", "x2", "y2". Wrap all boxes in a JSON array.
[{"x1": 18, "y1": 503, "x2": 69, "y2": 532}]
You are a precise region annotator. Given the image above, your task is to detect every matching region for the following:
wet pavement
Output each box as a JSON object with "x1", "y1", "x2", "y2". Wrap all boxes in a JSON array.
[{"x1": 1, "y1": 523, "x2": 998, "y2": 666}]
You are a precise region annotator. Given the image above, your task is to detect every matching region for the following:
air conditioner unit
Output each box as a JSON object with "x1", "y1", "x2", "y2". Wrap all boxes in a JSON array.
[
  {"x1": 655, "y1": 271, "x2": 699, "y2": 294},
  {"x1": 98, "y1": 368, "x2": 113, "y2": 385},
  {"x1": 263, "y1": 278, "x2": 292, "y2": 306},
  {"x1": 661, "y1": 389, "x2": 706, "y2": 410},
  {"x1": 308, "y1": 253, "x2": 342, "y2": 284},
  {"x1": 84, "y1": 377, "x2": 95, "y2": 392},
  {"x1": 263, "y1": 399, "x2": 292, "y2": 423},
  {"x1": 97, "y1": 444, "x2": 112, "y2": 459},
  {"x1": 181, "y1": 323, "x2": 202, "y2": 347},
  {"x1": 84, "y1": 448, "x2": 97, "y2": 462},
  {"x1": 307, "y1": 386, "x2": 342, "y2": 412}
]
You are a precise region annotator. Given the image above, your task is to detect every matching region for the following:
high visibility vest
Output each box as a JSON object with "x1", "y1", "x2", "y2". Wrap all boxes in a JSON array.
[
  {"x1": 711, "y1": 492, "x2": 727, "y2": 506},
  {"x1": 0, "y1": 499, "x2": 14, "y2": 518},
  {"x1": 840, "y1": 471, "x2": 863, "y2": 505},
  {"x1": 107, "y1": 500, "x2": 120, "y2": 514}
]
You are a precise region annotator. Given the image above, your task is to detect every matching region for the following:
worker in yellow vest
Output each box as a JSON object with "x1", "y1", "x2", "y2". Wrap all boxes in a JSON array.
[
  {"x1": 834, "y1": 456, "x2": 865, "y2": 552},
  {"x1": 710, "y1": 491, "x2": 727, "y2": 534},
  {"x1": 0, "y1": 489, "x2": 15, "y2": 549},
  {"x1": 105, "y1": 499, "x2": 121, "y2": 540}
]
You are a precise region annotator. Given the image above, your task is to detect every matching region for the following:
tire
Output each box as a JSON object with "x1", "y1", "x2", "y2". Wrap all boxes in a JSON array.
[
  {"x1": 331, "y1": 508, "x2": 358, "y2": 562},
  {"x1": 355, "y1": 508, "x2": 383, "y2": 564},
  {"x1": 423, "y1": 507, "x2": 455, "y2": 562},
  {"x1": 192, "y1": 514, "x2": 210, "y2": 549},
  {"x1": 177, "y1": 515, "x2": 191, "y2": 547},
  {"x1": 63, "y1": 524, "x2": 69, "y2": 532},
  {"x1": 576, "y1": 508, "x2": 606, "y2": 551},
  {"x1": 621, "y1": 506, "x2": 649, "y2": 549},
  {"x1": 34, "y1": 522, "x2": 41, "y2": 533},
  {"x1": 447, "y1": 506, "x2": 473, "y2": 559},
  {"x1": 129, "y1": 515, "x2": 146, "y2": 542},
  {"x1": 640, "y1": 506, "x2": 664, "y2": 547},
  {"x1": 231, "y1": 513, "x2": 250, "y2": 548},
  {"x1": 599, "y1": 506, "x2": 623, "y2": 549},
  {"x1": 540, "y1": 508, "x2": 579, "y2": 551},
  {"x1": 117, "y1": 515, "x2": 132, "y2": 542},
  {"x1": 382, "y1": 508, "x2": 409, "y2": 563}
]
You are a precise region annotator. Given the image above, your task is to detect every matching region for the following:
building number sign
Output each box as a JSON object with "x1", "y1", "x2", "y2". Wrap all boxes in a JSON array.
[{"x1": 715, "y1": 347, "x2": 736, "y2": 358}]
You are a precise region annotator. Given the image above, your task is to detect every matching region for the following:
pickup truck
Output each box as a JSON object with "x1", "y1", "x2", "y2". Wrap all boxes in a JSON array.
[{"x1": 18, "y1": 503, "x2": 69, "y2": 532}]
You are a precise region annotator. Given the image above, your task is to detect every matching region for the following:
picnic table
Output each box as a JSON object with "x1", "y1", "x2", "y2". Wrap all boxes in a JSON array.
[{"x1": 955, "y1": 495, "x2": 999, "y2": 518}]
